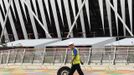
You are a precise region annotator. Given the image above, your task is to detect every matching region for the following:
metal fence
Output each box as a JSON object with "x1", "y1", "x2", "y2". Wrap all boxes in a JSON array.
[{"x1": 0, "y1": 47, "x2": 134, "y2": 65}]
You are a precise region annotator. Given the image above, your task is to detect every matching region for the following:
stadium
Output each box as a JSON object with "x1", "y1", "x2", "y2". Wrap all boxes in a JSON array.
[{"x1": 0, "y1": 0, "x2": 134, "y2": 75}]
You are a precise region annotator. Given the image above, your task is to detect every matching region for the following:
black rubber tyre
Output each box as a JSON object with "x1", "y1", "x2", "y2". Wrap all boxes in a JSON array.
[{"x1": 57, "y1": 66, "x2": 71, "y2": 75}]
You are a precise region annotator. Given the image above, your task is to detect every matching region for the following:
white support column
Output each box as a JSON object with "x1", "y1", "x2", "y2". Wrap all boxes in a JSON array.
[
  {"x1": 70, "y1": 0, "x2": 78, "y2": 28},
  {"x1": 27, "y1": 0, "x2": 38, "y2": 39},
  {"x1": 85, "y1": 0, "x2": 91, "y2": 30},
  {"x1": 98, "y1": 0, "x2": 105, "y2": 34},
  {"x1": 105, "y1": 0, "x2": 112, "y2": 36},
  {"x1": 128, "y1": 0, "x2": 133, "y2": 32},
  {"x1": 70, "y1": 0, "x2": 76, "y2": 18},
  {"x1": 77, "y1": 0, "x2": 86, "y2": 37},
  {"x1": 0, "y1": 0, "x2": 6, "y2": 15},
  {"x1": 63, "y1": 0, "x2": 73, "y2": 37},
  {"x1": 107, "y1": 0, "x2": 133, "y2": 36},
  {"x1": 23, "y1": 0, "x2": 52, "y2": 38},
  {"x1": 11, "y1": 0, "x2": 16, "y2": 19},
  {"x1": 14, "y1": 0, "x2": 28, "y2": 39},
  {"x1": 44, "y1": 0, "x2": 51, "y2": 23},
  {"x1": 20, "y1": 0, "x2": 27, "y2": 21},
  {"x1": 57, "y1": 0, "x2": 64, "y2": 27},
  {"x1": 37, "y1": 0, "x2": 49, "y2": 38},
  {"x1": 32, "y1": 0, "x2": 38, "y2": 17},
  {"x1": 4, "y1": 0, "x2": 18, "y2": 41},
  {"x1": 120, "y1": 0, "x2": 126, "y2": 36},
  {"x1": 113, "y1": 0, "x2": 118, "y2": 35},
  {"x1": 50, "y1": 0, "x2": 61, "y2": 38}
]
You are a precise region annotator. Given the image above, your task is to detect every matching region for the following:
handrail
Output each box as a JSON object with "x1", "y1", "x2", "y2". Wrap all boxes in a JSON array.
[{"x1": 0, "y1": 47, "x2": 134, "y2": 65}]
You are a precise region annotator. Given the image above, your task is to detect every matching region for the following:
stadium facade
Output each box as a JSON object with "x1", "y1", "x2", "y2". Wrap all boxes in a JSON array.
[{"x1": 0, "y1": 0, "x2": 134, "y2": 42}]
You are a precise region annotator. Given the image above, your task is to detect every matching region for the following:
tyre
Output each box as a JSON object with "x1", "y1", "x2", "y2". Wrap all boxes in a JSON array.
[{"x1": 57, "y1": 66, "x2": 70, "y2": 75}]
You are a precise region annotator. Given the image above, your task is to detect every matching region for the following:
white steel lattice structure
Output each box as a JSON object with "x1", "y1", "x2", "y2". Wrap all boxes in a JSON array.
[{"x1": 0, "y1": 0, "x2": 134, "y2": 42}]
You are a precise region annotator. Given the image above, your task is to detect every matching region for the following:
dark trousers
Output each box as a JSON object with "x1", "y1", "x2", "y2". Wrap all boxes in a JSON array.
[{"x1": 69, "y1": 64, "x2": 84, "y2": 75}]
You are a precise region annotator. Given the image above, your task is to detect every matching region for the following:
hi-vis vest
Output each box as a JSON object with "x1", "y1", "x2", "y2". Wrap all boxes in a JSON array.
[{"x1": 72, "y1": 48, "x2": 81, "y2": 65}]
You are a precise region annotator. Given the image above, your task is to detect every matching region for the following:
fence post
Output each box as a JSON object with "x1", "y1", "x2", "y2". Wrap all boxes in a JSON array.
[
  {"x1": 100, "y1": 49, "x2": 104, "y2": 65},
  {"x1": 64, "y1": 48, "x2": 68, "y2": 65},
  {"x1": 112, "y1": 47, "x2": 116, "y2": 65},
  {"x1": 42, "y1": 48, "x2": 46, "y2": 64},
  {"x1": 21, "y1": 49, "x2": 26, "y2": 64},
  {"x1": 88, "y1": 48, "x2": 92, "y2": 65},
  {"x1": 14, "y1": 49, "x2": 18, "y2": 64},
  {"x1": 31, "y1": 50, "x2": 35, "y2": 64},
  {"x1": 0, "y1": 51, "x2": 3, "y2": 64},
  {"x1": 53, "y1": 48, "x2": 57, "y2": 65},
  {"x1": 126, "y1": 47, "x2": 129, "y2": 65},
  {"x1": 6, "y1": 50, "x2": 11, "y2": 65}
]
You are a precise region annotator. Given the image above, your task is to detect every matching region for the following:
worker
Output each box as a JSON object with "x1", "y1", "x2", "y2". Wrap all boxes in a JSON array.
[{"x1": 68, "y1": 42, "x2": 84, "y2": 75}]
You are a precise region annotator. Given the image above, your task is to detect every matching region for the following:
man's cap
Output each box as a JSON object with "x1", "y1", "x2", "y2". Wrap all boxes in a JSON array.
[{"x1": 68, "y1": 42, "x2": 74, "y2": 46}]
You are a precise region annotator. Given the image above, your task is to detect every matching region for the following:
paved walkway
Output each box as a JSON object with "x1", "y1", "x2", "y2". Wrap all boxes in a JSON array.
[
  {"x1": 1, "y1": 64, "x2": 134, "y2": 75},
  {"x1": 0, "y1": 68, "x2": 134, "y2": 75}
]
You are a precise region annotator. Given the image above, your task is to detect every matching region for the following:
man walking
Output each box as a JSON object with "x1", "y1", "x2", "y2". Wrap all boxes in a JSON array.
[{"x1": 68, "y1": 42, "x2": 84, "y2": 75}]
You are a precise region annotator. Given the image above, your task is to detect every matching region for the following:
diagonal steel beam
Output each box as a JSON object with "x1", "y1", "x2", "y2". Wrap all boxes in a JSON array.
[
  {"x1": 106, "y1": 0, "x2": 133, "y2": 36},
  {"x1": 66, "y1": 0, "x2": 87, "y2": 38},
  {"x1": 0, "y1": 8, "x2": 10, "y2": 42},
  {"x1": 4, "y1": 0, "x2": 18, "y2": 41},
  {"x1": 106, "y1": 0, "x2": 112, "y2": 36},
  {"x1": 0, "y1": 0, "x2": 12, "y2": 43},
  {"x1": 22, "y1": 0, "x2": 52, "y2": 38}
]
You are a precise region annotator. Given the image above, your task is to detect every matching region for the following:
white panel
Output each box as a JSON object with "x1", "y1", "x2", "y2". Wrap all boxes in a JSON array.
[
  {"x1": 57, "y1": 0, "x2": 64, "y2": 26},
  {"x1": 20, "y1": 0, "x2": 27, "y2": 21},
  {"x1": 77, "y1": 0, "x2": 86, "y2": 37},
  {"x1": 26, "y1": 0, "x2": 38, "y2": 39},
  {"x1": 37, "y1": 0, "x2": 49, "y2": 38},
  {"x1": 120, "y1": 0, "x2": 126, "y2": 36},
  {"x1": 113, "y1": 0, "x2": 118, "y2": 35},
  {"x1": 44, "y1": 0, "x2": 51, "y2": 23},
  {"x1": 128, "y1": 0, "x2": 133, "y2": 32},
  {"x1": 4, "y1": 0, "x2": 18, "y2": 40},
  {"x1": 106, "y1": 0, "x2": 112, "y2": 36},
  {"x1": 0, "y1": 10, "x2": 9, "y2": 41},
  {"x1": 32, "y1": 0, "x2": 38, "y2": 17},
  {"x1": 50, "y1": 0, "x2": 61, "y2": 38},
  {"x1": 63, "y1": 0, "x2": 73, "y2": 37},
  {"x1": 14, "y1": 0, "x2": 28, "y2": 39},
  {"x1": 85, "y1": 0, "x2": 91, "y2": 30},
  {"x1": 98, "y1": 0, "x2": 105, "y2": 34}
]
